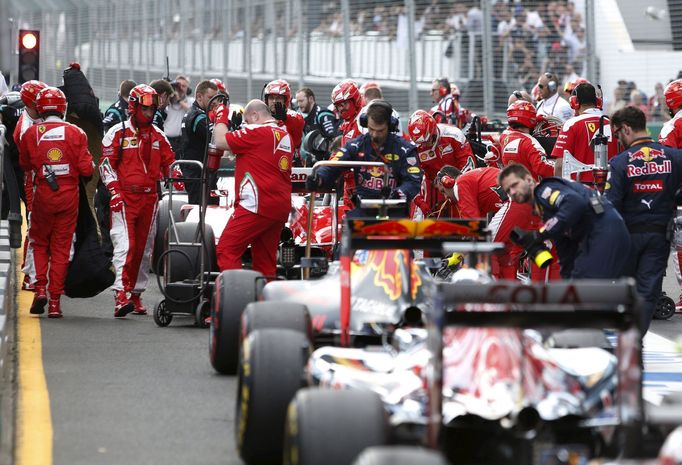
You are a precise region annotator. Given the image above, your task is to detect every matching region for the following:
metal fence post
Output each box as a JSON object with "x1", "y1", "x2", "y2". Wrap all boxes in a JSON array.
[
  {"x1": 405, "y1": 0, "x2": 418, "y2": 114},
  {"x1": 297, "y1": 0, "x2": 304, "y2": 90},
  {"x1": 585, "y1": 0, "x2": 598, "y2": 84},
  {"x1": 481, "y1": 0, "x2": 494, "y2": 117},
  {"x1": 341, "y1": 0, "x2": 351, "y2": 78},
  {"x1": 245, "y1": 2, "x2": 253, "y2": 99}
]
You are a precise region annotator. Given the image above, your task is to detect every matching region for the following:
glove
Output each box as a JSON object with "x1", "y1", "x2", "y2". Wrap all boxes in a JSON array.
[
  {"x1": 390, "y1": 189, "x2": 406, "y2": 200},
  {"x1": 211, "y1": 104, "x2": 229, "y2": 126},
  {"x1": 273, "y1": 102, "x2": 288, "y2": 122},
  {"x1": 509, "y1": 228, "x2": 541, "y2": 248},
  {"x1": 412, "y1": 194, "x2": 430, "y2": 213},
  {"x1": 440, "y1": 253, "x2": 464, "y2": 269},
  {"x1": 110, "y1": 192, "x2": 125, "y2": 213},
  {"x1": 229, "y1": 110, "x2": 243, "y2": 131},
  {"x1": 171, "y1": 166, "x2": 185, "y2": 191},
  {"x1": 306, "y1": 172, "x2": 322, "y2": 191}
]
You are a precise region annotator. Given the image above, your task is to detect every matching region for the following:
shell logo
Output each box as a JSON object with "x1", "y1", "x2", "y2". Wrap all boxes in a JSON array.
[
  {"x1": 47, "y1": 148, "x2": 63, "y2": 162},
  {"x1": 278, "y1": 155, "x2": 289, "y2": 171}
]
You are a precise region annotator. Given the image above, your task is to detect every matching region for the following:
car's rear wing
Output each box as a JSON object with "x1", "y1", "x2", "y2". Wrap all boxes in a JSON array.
[
  {"x1": 434, "y1": 279, "x2": 640, "y2": 329},
  {"x1": 344, "y1": 218, "x2": 488, "y2": 251},
  {"x1": 337, "y1": 218, "x2": 490, "y2": 347},
  {"x1": 424, "y1": 278, "x2": 645, "y2": 449}
]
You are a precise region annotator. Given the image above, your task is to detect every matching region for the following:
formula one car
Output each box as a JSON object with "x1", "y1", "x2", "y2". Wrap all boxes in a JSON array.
[
  {"x1": 277, "y1": 275, "x2": 655, "y2": 465},
  {"x1": 229, "y1": 217, "x2": 490, "y2": 465}
]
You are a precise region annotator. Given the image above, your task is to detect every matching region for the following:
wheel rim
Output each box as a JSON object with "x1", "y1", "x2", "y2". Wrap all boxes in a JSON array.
[
  {"x1": 156, "y1": 301, "x2": 172, "y2": 325},
  {"x1": 656, "y1": 298, "x2": 675, "y2": 319}
]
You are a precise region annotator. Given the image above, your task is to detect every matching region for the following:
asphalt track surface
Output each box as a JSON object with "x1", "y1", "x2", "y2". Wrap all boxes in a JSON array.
[
  {"x1": 19, "y1": 280, "x2": 242, "y2": 465},
  {"x1": 14, "y1": 257, "x2": 682, "y2": 465}
]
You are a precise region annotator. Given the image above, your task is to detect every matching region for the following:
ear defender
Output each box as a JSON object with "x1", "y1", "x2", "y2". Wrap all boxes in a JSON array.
[
  {"x1": 441, "y1": 175, "x2": 455, "y2": 189},
  {"x1": 359, "y1": 100, "x2": 399, "y2": 132}
]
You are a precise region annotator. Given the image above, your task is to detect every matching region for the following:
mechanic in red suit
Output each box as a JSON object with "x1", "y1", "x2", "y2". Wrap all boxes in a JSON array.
[
  {"x1": 435, "y1": 165, "x2": 554, "y2": 280},
  {"x1": 18, "y1": 87, "x2": 94, "y2": 318},
  {"x1": 429, "y1": 77, "x2": 459, "y2": 126},
  {"x1": 660, "y1": 79, "x2": 682, "y2": 148},
  {"x1": 14, "y1": 80, "x2": 47, "y2": 292},
  {"x1": 501, "y1": 101, "x2": 555, "y2": 180},
  {"x1": 407, "y1": 110, "x2": 475, "y2": 216},
  {"x1": 100, "y1": 84, "x2": 175, "y2": 317},
  {"x1": 213, "y1": 99, "x2": 293, "y2": 277},
  {"x1": 551, "y1": 82, "x2": 619, "y2": 182},
  {"x1": 263, "y1": 79, "x2": 305, "y2": 165},
  {"x1": 658, "y1": 79, "x2": 682, "y2": 309},
  {"x1": 501, "y1": 102, "x2": 562, "y2": 280},
  {"x1": 331, "y1": 79, "x2": 365, "y2": 206}
]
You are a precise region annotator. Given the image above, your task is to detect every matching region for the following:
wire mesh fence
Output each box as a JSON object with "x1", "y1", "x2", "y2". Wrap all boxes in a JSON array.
[{"x1": 4, "y1": 0, "x2": 649, "y2": 122}]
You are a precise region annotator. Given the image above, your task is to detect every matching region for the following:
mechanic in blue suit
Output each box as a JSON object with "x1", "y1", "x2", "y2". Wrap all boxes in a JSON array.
[
  {"x1": 499, "y1": 163, "x2": 630, "y2": 280},
  {"x1": 306, "y1": 100, "x2": 422, "y2": 217},
  {"x1": 605, "y1": 106, "x2": 682, "y2": 331}
]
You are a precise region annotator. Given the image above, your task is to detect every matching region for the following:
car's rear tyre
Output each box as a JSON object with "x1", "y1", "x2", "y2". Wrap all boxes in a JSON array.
[
  {"x1": 236, "y1": 329, "x2": 311, "y2": 465},
  {"x1": 153, "y1": 196, "x2": 187, "y2": 274},
  {"x1": 164, "y1": 222, "x2": 216, "y2": 283},
  {"x1": 241, "y1": 301, "x2": 312, "y2": 340},
  {"x1": 353, "y1": 446, "x2": 449, "y2": 465},
  {"x1": 284, "y1": 388, "x2": 388, "y2": 465},
  {"x1": 209, "y1": 269, "x2": 263, "y2": 374}
]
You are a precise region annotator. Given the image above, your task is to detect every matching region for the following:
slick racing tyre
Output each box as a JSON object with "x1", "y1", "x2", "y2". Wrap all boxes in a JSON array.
[
  {"x1": 241, "y1": 301, "x2": 312, "y2": 341},
  {"x1": 164, "y1": 222, "x2": 216, "y2": 284},
  {"x1": 654, "y1": 294, "x2": 675, "y2": 320},
  {"x1": 284, "y1": 388, "x2": 388, "y2": 465},
  {"x1": 353, "y1": 446, "x2": 449, "y2": 465},
  {"x1": 236, "y1": 329, "x2": 311, "y2": 465},
  {"x1": 153, "y1": 195, "x2": 187, "y2": 274},
  {"x1": 209, "y1": 269, "x2": 263, "y2": 375}
]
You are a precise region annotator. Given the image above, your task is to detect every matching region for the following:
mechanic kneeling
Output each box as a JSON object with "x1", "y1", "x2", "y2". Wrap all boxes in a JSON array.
[
  {"x1": 499, "y1": 163, "x2": 630, "y2": 279},
  {"x1": 606, "y1": 106, "x2": 682, "y2": 332},
  {"x1": 306, "y1": 100, "x2": 422, "y2": 218}
]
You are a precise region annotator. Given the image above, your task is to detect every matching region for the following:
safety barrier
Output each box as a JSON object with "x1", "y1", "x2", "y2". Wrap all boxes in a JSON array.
[{"x1": 0, "y1": 219, "x2": 15, "y2": 463}]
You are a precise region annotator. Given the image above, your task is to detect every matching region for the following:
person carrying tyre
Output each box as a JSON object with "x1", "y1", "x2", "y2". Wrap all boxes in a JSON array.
[
  {"x1": 18, "y1": 87, "x2": 94, "y2": 318},
  {"x1": 606, "y1": 106, "x2": 682, "y2": 332},
  {"x1": 212, "y1": 99, "x2": 293, "y2": 277},
  {"x1": 100, "y1": 84, "x2": 175, "y2": 317}
]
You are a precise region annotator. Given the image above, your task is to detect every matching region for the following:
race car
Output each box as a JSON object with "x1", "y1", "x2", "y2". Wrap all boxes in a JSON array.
[
  {"x1": 277, "y1": 275, "x2": 657, "y2": 465},
  {"x1": 225, "y1": 217, "x2": 490, "y2": 465}
]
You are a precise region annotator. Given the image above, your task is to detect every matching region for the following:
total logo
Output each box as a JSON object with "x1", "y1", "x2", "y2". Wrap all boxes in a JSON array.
[{"x1": 627, "y1": 160, "x2": 672, "y2": 177}]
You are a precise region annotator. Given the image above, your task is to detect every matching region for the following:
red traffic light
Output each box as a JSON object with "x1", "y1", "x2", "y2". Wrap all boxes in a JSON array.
[{"x1": 21, "y1": 32, "x2": 38, "y2": 50}]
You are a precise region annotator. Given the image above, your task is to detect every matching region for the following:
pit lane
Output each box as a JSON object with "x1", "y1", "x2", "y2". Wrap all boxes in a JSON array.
[
  {"x1": 19, "y1": 281, "x2": 241, "y2": 465},
  {"x1": 14, "y1": 258, "x2": 682, "y2": 464}
]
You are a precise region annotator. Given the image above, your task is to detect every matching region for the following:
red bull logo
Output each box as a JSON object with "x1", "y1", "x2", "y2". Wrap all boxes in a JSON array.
[
  {"x1": 365, "y1": 166, "x2": 385, "y2": 178},
  {"x1": 627, "y1": 160, "x2": 671, "y2": 177},
  {"x1": 628, "y1": 147, "x2": 665, "y2": 162}
]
